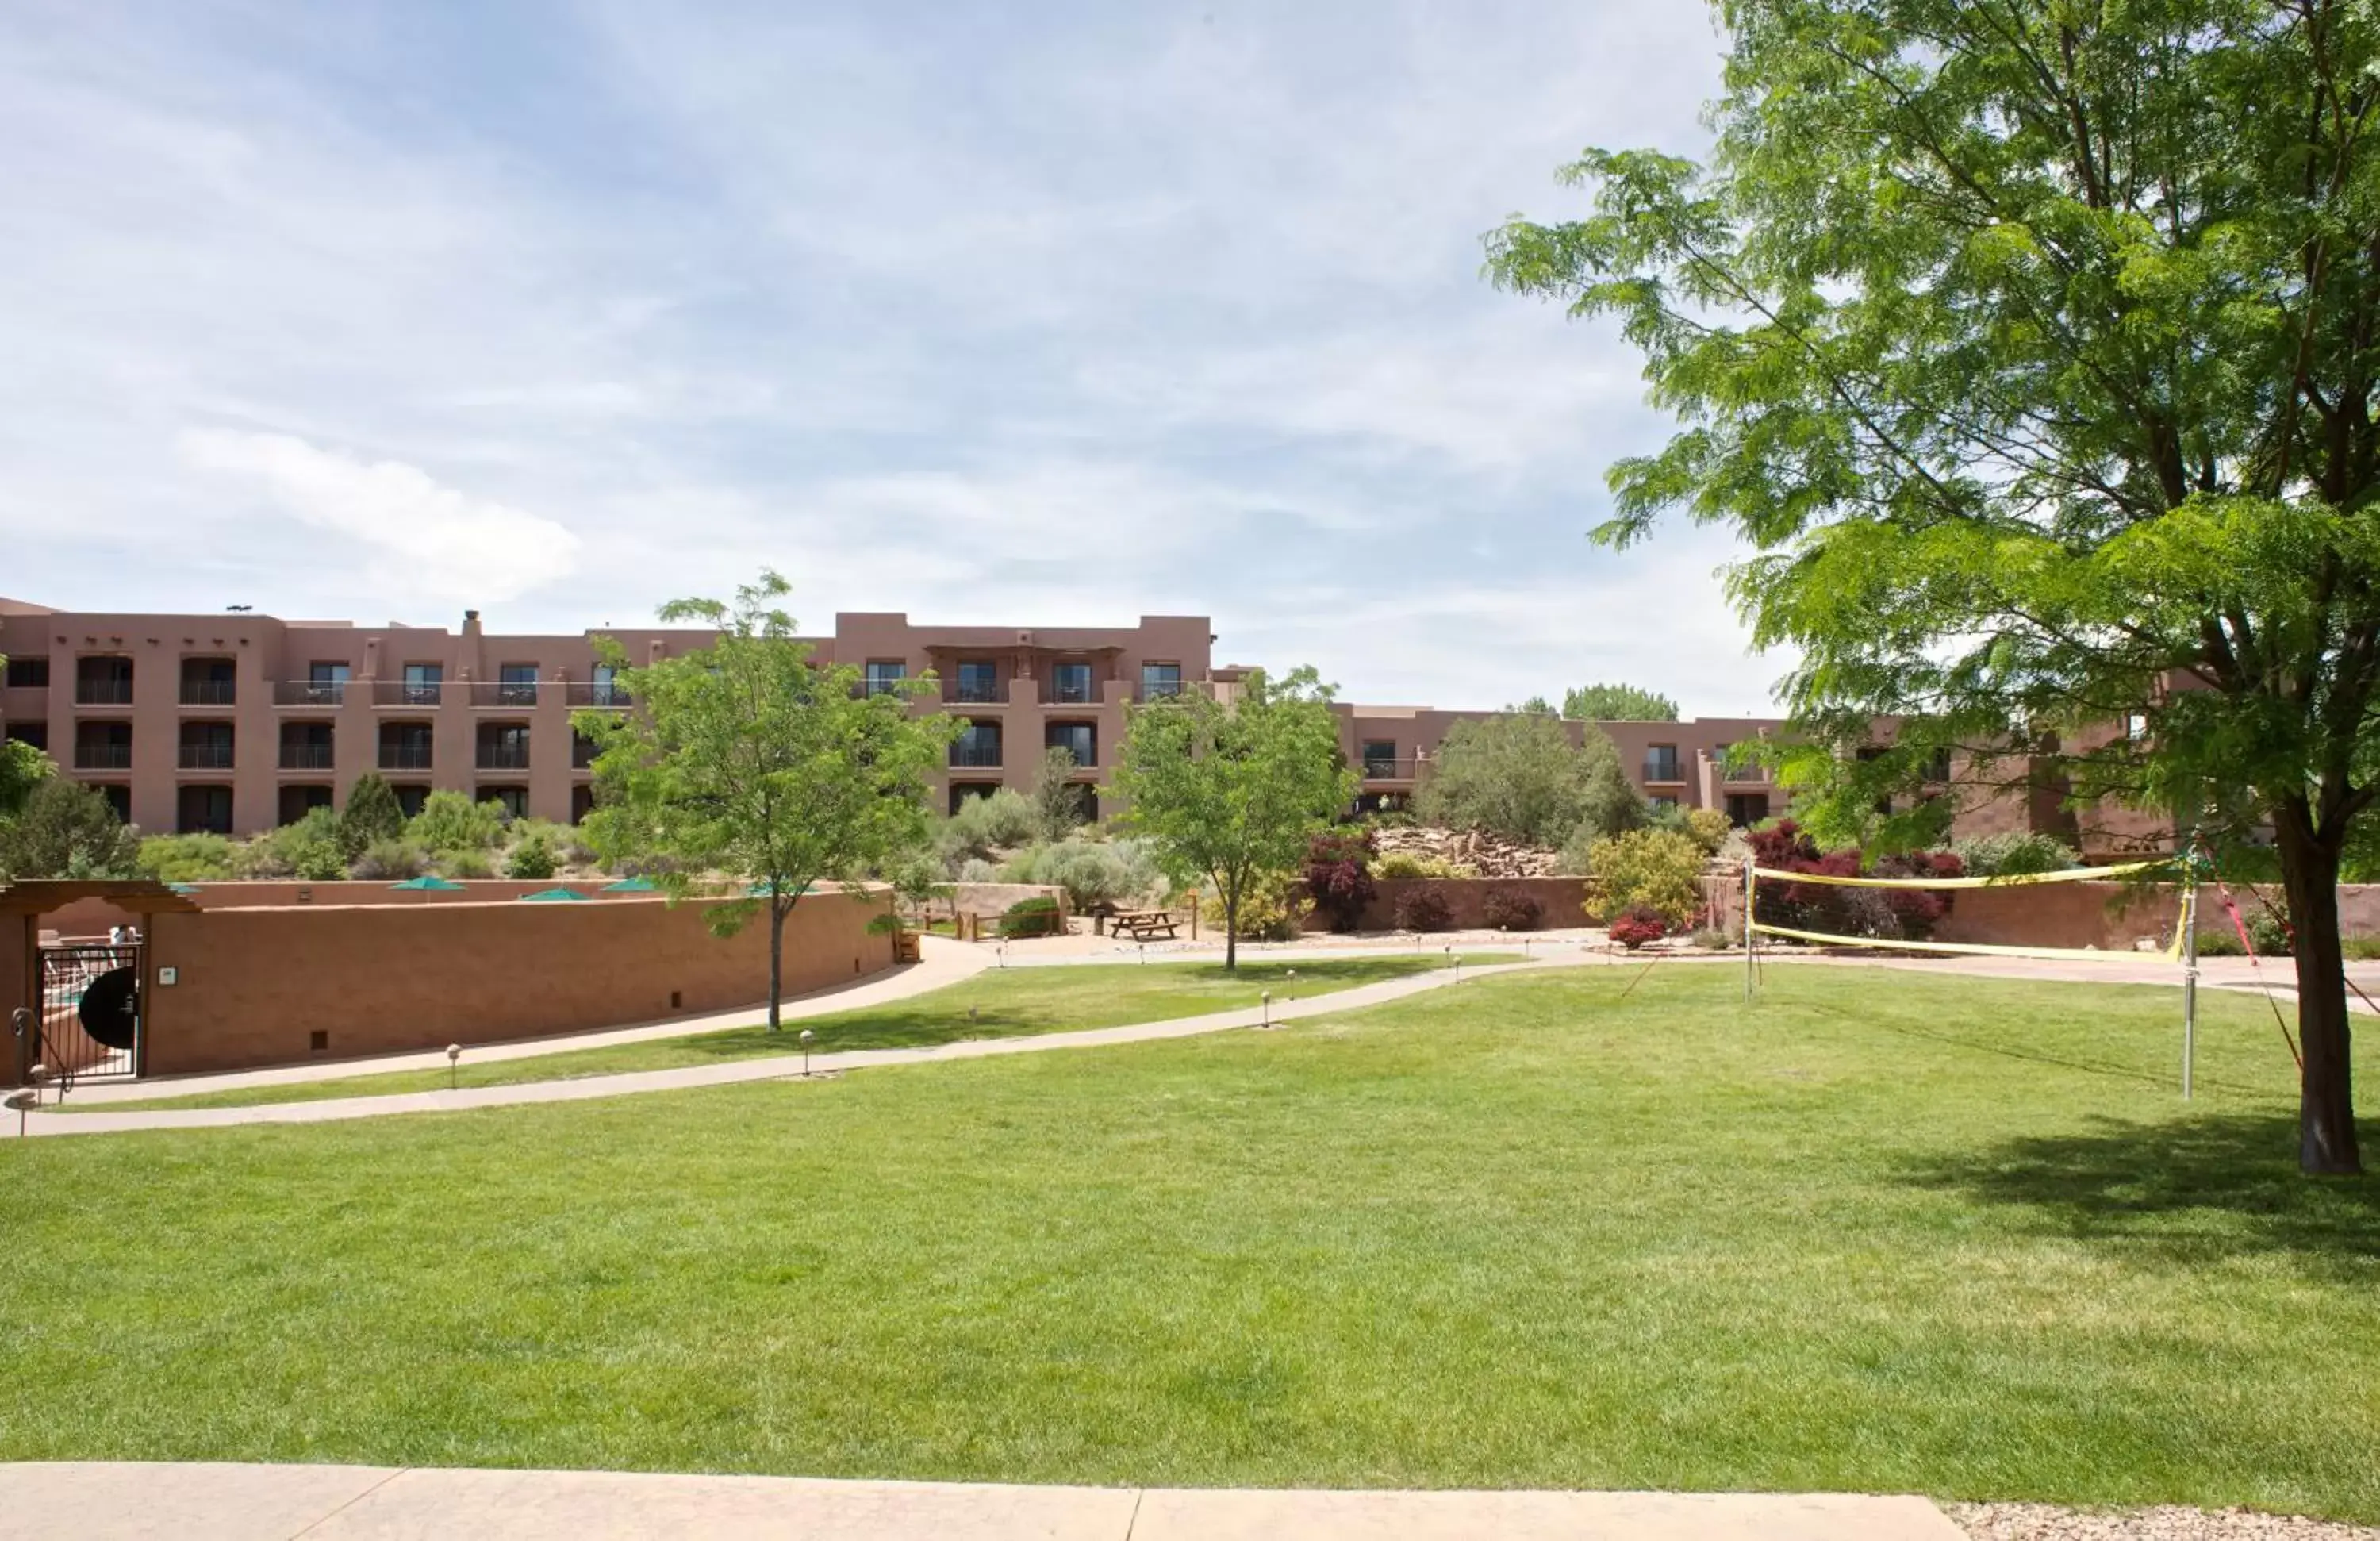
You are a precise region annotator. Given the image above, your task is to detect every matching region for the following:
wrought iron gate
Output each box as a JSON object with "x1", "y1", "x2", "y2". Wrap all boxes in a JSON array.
[{"x1": 25, "y1": 941, "x2": 144, "y2": 1092}]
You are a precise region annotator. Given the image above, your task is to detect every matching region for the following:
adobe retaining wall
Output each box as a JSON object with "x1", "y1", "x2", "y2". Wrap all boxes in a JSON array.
[
  {"x1": 135, "y1": 889, "x2": 893, "y2": 1078},
  {"x1": 1937, "y1": 881, "x2": 2380, "y2": 951}
]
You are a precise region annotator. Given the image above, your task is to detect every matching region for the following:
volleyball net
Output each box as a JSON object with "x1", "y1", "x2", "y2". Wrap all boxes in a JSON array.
[{"x1": 1743, "y1": 855, "x2": 2194, "y2": 966}]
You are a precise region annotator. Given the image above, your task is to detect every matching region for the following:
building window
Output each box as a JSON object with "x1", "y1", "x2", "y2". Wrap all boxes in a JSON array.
[
  {"x1": 1046, "y1": 721, "x2": 1096, "y2": 767},
  {"x1": 178, "y1": 721, "x2": 236, "y2": 770},
  {"x1": 6, "y1": 721, "x2": 48, "y2": 751},
  {"x1": 401, "y1": 663, "x2": 443, "y2": 706},
  {"x1": 1643, "y1": 744, "x2": 1682, "y2": 782},
  {"x1": 482, "y1": 785, "x2": 529, "y2": 821},
  {"x1": 954, "y1": 659, "x2": 999, "y2": 704},
  {"x1": 74, "y1": 721, "x2": 132, "y2": 770},
  {"x1": 1923, "y1": 747, "x2": 1952, "y2": 782},
  {"x1": 1050, "y1": 662, "x2": 1094, "y2": 705},
  {"x1": 280, "y1": 722, "x2": 335, "y2": 770},
  {"x1": 586, "y1": 663, "x2": 627, "y2": 708},
  {"x1": 294, "y1": 661, "x2": 350, "y2": 705},
  {"x1": 75, "y1": 655, "x2": 133, "y2": 705},
  {"x1": 951, "y1": 721, "x2": 1003, "y2": 769},
  {"x1": 497, "y1": 663, "x2": 540, "y2": 706},
  {"x1": 1361, "y1": 740, "x2": 1399, "y2": 778},
  {"x1": 1140, "y1": 663, "x2": 1182, "y2": 700},
  {"x1": 179, "y1": 656, "x2": 236, "y2": 706},
  {"x1": 379, "y1": 721, "x2": 434, "y2": 771},
  {"x1": 278, "y1": 784, "x2": 334, "y2": 825},
  {"x1": 94, "y1": 784, "x2": 131, "y2": 823},
  {"x1": 864, "y1": 660, "x2": 908, "y2": 697},
  {"x1": 570, "y1": 784, "x2": 596, "y2": 824},
  {"x1": 572, "y1": 730, "x2": 598, "y2": 770},
  {"x1": 177, "y1": 784, "x2": 233, "y2": 836},
  {"x1": 1726, "y1": 792, "x2": 1771, "y2": 828},
  {"x1": 391, "y1": 783, "x2": 431, "y2": 820},
  {"x1": 6, "y1": 655, "x2": 49, "y2": 689},
  {"x1": 477, "y1": 722, "x2": 532, "y2": 770}
]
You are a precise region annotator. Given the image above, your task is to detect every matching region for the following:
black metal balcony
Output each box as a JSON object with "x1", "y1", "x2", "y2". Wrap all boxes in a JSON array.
[
  {"x1": 1641, "y1": 757, "x2": 1685, "y2": 784},
  {"x1": 74, "y1": 743, "x2": 132, "y2": 770},
  {"x1": 75, "y1": 680, "x2": 134, "y2": 706},
  {"x1": 279, "y1": 744, "x2": 336, "y2": 770},
  {"x1": 950, "y1": 743, "x2": 1004, "y2": 769},
  {"x1": 178, "y1": 744, "x2": 236, "y2": 770},
  {"x1": 379, "y1": 745, "x2": 434, "y2": 771},
  {"x1": 179, "y1": 679, "x2": 237, "y2": 706},
  {"x1": 477, "y1": 747, "x2": 532, "y2": 771},
  {"x1": 372, "y1": 680, "x2": 444, "y2": 707},
  {"x1": 565, "y1": 682, "x2": 631, "y2": 707}
]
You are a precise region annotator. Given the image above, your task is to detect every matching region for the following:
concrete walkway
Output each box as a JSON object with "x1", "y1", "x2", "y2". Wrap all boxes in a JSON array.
[
  {"x1": 18, "y1": 956, "x2": 1559, "y2": 1138},
  {"x1": 0, "y1": 1462, "x2": 1968, "y2": 1539}
]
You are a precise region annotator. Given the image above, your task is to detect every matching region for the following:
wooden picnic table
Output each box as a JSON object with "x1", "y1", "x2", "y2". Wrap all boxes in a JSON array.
[{"x1": 1109, "y1": 909, "x2": 1180, "y2": 941}]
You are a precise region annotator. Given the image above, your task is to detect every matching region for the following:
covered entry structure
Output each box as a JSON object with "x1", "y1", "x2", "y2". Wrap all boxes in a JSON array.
[{"x1": 1, "y1": 880, "x2": 199, "y2": 1089}]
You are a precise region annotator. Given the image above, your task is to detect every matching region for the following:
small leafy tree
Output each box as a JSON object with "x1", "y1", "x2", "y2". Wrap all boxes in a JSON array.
[
  {"x1": 0, "y1": 738, "x2": 51, "y2": 824},
  {"x1": 0, "y1": 778, "x2": 140, "y2": 880},
  {"x1": 1416, "y1": 713, "x2": 1645, "y2": 847},
  {"x1": 1583, "y1": 828, "x2": 1706, "y2": 928},
  {"x1": 408, "y1": 790, "x2": 507, "y2": 853},
  {"x1": 338, "y1": 771, "x2": 405, "y2": 859},
  {"x1": 1030, "y1": 745, "x2": 1089, "y2": 839},
  {"x1": 575, "y1": 571, "x2": 958, "y2": 1028},
  {"x1": 1108, "y1": 665, "x2": 1356, "y2": 970},
  {"x1": 136, "y1": 834, "x2": 239, "y2": 884},
  {"x1": 1562, "y1": 682, "x2": 1679, "y2": 721}
]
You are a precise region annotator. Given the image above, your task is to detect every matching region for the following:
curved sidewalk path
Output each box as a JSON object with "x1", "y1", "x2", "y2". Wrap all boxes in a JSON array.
[
  {"x1": 0, "y1": 1461, "x2": 1967, "y2": 1539},
  {"x1": 19, "y1": 955, "x2": 1568, "y2": 1139}
]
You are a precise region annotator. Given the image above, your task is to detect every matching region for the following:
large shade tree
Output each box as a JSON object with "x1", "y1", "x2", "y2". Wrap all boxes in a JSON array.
[
  {"x1": 1488, "y1": 0, "x2": 2378, "y2": 1173},
  {"x1": 1107, "y1": 666, "x2": 1356, "y2": 970},
  {"x1": 574, "y1": 572, "x2": 957, "y2": 1029}
]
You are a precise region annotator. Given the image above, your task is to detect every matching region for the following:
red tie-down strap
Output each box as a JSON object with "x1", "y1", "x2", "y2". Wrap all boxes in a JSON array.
[{"x1": 2216, "y1": 882, "x2": 2303, "y2": 1071}]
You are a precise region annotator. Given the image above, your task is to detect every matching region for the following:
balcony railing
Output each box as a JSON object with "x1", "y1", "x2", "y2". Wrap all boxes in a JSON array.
[
  {"x1": 564, "y1": 682, "x2": 631, "y2": 708},
  {"x1": 280, "y1": 744, "x2": 336, "y2": 770},
  {"x1": 373, "y1": 681, "x2": 445, "y2": 707},
  {"x1": 467, "y1": 681, "x2": 542, "y2": 707},
  {"x1": 75, "y1": 680, "x2": 134, "y2": 706},
  {"x1": 178, "y1": 744, "x2": 236, "y2": 770},
  {"x1": 275, "y1": 680, "x2": 349, "y2": 707},
  {"x1": 950, "y1": 744, "x2": 1004, "y2": 769},
  {"x1": 946, "y1": 682, "x2": 1004, "y2": 704},
  {"x1": 379, "y1": 745, "x2": 434, "y2": 771},
  {"x1": 1138, "y1": 679, "x2": 1185, "y2": 701},
  {"x1": 179, "y1": 679, "x2": 237, "y2": 706},
  {"x1": 477, "y1": 747, "x2": 532, "y2": 771},
  {"x1": 1641, "y1": 758, "x2": 1685, "y2": 784},
  {"x1": 1048, "y1": 679, "x2": 1096, "y2": 705},
  {"x1": 74, "y1": 744, "x2": 132, "y2": 770},
  {"x1": 1361, "y1": 756, "x2": 1420, "y2": 781}
]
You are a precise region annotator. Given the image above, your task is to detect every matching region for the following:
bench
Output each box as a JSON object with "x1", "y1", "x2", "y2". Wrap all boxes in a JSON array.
[{"x1": 1110, "y1": 909, "x2": 1180, "y2": 941}]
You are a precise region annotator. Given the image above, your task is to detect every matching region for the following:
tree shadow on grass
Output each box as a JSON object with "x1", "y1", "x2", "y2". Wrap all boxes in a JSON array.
[{"x1": 1898, "y1": 1114, "x2": 2380, "y2": 1282}]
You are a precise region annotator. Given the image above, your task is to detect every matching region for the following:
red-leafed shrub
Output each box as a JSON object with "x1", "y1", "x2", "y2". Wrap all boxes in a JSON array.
[
  {"x1": 1392, "y1": 887, "x2": 1454, "y2": 932},
  {"x1": 1304, "y1": 828, "x2": 1378, "y2": 932},
  {"x1": 1480, "y1": 886, "x2": 1544, "y2": 931},
  {"x1": 1607, "y1": 905, "x2": 1667, "y2": 951},
  {"x1": 1749, "y1": 819, "x2": 1959, "y2": 941}
]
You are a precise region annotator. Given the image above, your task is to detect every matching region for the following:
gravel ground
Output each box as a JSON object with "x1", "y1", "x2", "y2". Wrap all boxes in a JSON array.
[{"x1": 1949, "y1": 1504, "x2": 2380, "y2": 1539}]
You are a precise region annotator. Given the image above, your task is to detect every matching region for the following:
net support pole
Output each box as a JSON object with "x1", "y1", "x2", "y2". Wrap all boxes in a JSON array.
[
  {"x1": 2181, "y1": 881, "x2": 2199, "y2": 1101},
  {"x1": 1741, "y1": 858, "x2": 1756, "y2": 1002}
]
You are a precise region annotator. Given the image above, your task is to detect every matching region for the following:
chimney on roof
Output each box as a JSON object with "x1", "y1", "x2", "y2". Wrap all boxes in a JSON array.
[{"x1": 463, "y1": 609, "x2": 482, "y2": 638}]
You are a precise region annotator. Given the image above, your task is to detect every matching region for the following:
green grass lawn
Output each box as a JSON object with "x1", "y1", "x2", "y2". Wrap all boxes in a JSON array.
[
  {"x1": 84, "y1": 954, "x2": 1514, "y2": 1110},
  {"x1": 5, "y1": 963, "x2": 2376, "y2": 1517}
]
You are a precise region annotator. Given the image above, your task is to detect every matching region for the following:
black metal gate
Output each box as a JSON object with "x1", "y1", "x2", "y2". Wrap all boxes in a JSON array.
[{"x1": 25, "y1": 941, "x2": 144, "y2": 1093}]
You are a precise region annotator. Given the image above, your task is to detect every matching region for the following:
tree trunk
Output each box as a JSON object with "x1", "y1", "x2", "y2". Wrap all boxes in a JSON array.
[
  {"x1": 767, "y1": 899, "x2": 786, "y2": 1033},
  {"x1": 2274, "y1": 813, "x2": 2363, "y2": 1175},
  {"x1": 1223, "y1": 876, "x2": 1240, "y2": 973}
]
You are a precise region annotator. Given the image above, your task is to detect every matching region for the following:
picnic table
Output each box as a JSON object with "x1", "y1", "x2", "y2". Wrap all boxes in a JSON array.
[{"x1": 1109, "y1": 909, "x2": 1180, "y2": 941}]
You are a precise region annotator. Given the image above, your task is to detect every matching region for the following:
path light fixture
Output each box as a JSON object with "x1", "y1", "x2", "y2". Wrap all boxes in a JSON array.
[
  {"x1": 6, "y1": 1087, "x2": 35, "y2": 1137},
  {"x1": 800, "y1": 1028, "x2": 815, "y2": 1077},
  {"x1": 1261, "y1": 990, "x2": 1271, "y2": 1029},
  {"x1": 446, "y1": 1043, "x2": 462, "y2": 1091},
  {"x1": 996, "y1": 943, "x2": 1008, "y2": 970},
  {"x1": 28, "y1": 1063, "x2": 48, "y2": 1106},
  {"x1": 1287, "y1": 968, "x2": 1297, "y2": 1001}
]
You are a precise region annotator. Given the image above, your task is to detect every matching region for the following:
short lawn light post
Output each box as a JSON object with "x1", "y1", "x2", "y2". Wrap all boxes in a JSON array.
[
  {"x1": 6, "y1": 1086, "x2": 35, "y2": 1137},
  {"x1": 1445, "y1": 943, "x2": 1459, "y2": 983},
  {"x1": 1286, "y1": 967, "x2": 1297, "y2": 1002},
  {"x1": 800, "y1": 1028, "x2": 815, "y2": 1077},
  {"x1": 996, "y1": 942, "x2": 1008, "y2": 970},
  {"x1": 1260, "y1": 990, "x2": 1272, "y2": 1029},
  {"x1": 445, "y1": 1043, "x2": 462, "y2": 1091}
]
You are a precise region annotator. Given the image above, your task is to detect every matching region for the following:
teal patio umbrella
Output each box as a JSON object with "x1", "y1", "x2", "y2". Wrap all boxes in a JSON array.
[
  {"x1": 600, "y1": 876, "x2": 657, "y2": 893},
  {"x1": 520, "y1": 887, "x2": 589, "y2": 902},
  {"x1": 388, "y1": 875, "x2": 466, "y2": 891}
]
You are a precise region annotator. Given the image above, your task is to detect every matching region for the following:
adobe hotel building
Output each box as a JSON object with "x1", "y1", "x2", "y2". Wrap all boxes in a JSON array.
[{"x1": 0, "y1": 594, "x2": 1784, "y2": 838}]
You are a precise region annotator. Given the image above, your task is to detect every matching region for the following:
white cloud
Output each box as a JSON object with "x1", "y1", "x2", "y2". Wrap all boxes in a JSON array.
[{"x1": 177, "y1": 430, "x2": 581, "y2": 602}]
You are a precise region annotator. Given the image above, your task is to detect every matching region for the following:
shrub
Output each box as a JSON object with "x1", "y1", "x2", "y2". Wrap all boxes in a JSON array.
[
  {"x1": 409, "y1": 790, "x2": 507, "y2": 853},
  {"x1": 349, "y1": 838, "x2": 427, "y2": 881},
  {"x1": 337, "y1": 771, "x2": 405, "y2": 857},
  {"x1": 1376, "y1": 851, "x2": 1474, "y2": 880},
  {"x1": 1303, "y1": 828, "x2": 1378, "y2": 932},
  {"x1": 1952, "y1": 832, "x2": 2080, "y2": 878},
  {"x1": 1681, "y1": 807, "x2": 1731, "y2": 855},
  {"x1": 1413, "y1": 714, "x2": 1645, "y2": 847},
  {"x1": 1691, "y1": 924, "x2": 1733, "y2": 950},
  {"x1": 1004, "y1": 838, "x2": 1163, "y2": 911},
  {"x1": 257, "y1": 807, "x2": 350, "y2": 882},
  {"x1": 136, "y1": 832, "x2": 239, "y2": 884},
  {"x1": 1392, "y1": 887, "x2": 1455, "y2": 932},
  {"x1": 1480, "y1": 886, "x2": 1544, "y2": 931},
  {"x1": 510, "y1": 817, "x2": 593, "y2": 868},
  {"x1": 0, "y1": 778, "x2": 140, "y2": 880},
  {"x1": 938, "y1": 789, "x2": 1043, "y2": 866},
  {"x1": 436, "y1": 847, "x2": 494, "y2": 880},
  {"x1": 1608, "y1": 905, "x2": 1667, "y2": 951},
  {"x1": 1583, "y1": 827, "x2": 1706, "y2": 927},
  {"x1": 955, "y1": 858, "x2": 1001, "y2": 884},
  {"x1": 1200, "y1": 873, "x2": 1311, "y2": 940},
  {"x1": 1749, "y1": 820, "x2": 1962, "y2": 942},
  {"x1": 505, "y1": 833, "x2": 558, "y2": 881},
  {"x1": 996, "y1": 895, "x2": 1064, "y2": 939}
]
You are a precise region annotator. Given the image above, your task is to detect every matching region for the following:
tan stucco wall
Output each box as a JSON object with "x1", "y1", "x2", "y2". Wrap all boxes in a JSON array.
[{"x1": 137, "y1": 890, "x2": 892, "y2": 1077}]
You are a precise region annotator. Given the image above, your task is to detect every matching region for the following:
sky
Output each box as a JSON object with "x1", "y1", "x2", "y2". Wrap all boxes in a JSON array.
[{"x1": 0, "y1": 1, "x2": 1785, "y2": 716}]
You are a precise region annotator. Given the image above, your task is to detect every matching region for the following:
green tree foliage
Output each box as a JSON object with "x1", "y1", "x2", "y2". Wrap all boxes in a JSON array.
[
  {"x1": 1030, "y1": 745, "x2": 1090, "y2": 840},
  {"x1": 1488, "y1": 1, "x2": 2380, "y2": 1174},
  {"x1": 575, "y1": 571, "x2": 958, "y2": 1028},
  {"x1": 0, "y1": 738, "x2": 52, "y2": 823},
  {"x1": 505, "y1": 831, "x2": 559, "y2": 881},
  {"x1": 407, "y1": 790, "x2": 508, "y2": 853},
  {"x1": 1003, "y1": 836, "x2": 1164, "y2": 911},
  {"x1": 936, "y1": 788, "x2": 1044, "y2": 867},
  {"x1": 1107, "y1": 666, "x2": 1356, "y2": 969},
  {"x1": 337, "y1": 772, "x2": 405, "y2": 859},
  {"x1": 1584, "y1": 828, "x2": 1708, "y2": 928},
  {"x1": 270, "y1": 808, "x2": 352, "y2": 882},
  {"x1": 136, "y1": 834, "x2": 239, "y2": 884},
  {"x1": 0, "y1": 777, "x2": 139, "y2": 880},
  {"x1": 1561, "y1": 682, "x2": 1679, "y2": 721},
  {"x1": 1415, "y1": 713, "x2": 1646, "y2": 848}
]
